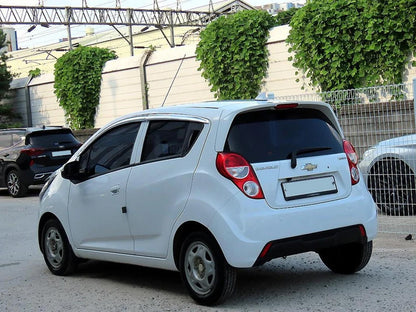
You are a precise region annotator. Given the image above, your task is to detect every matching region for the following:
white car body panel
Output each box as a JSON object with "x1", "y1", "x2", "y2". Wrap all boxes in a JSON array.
[{"x1": 68, "y1": 167, "x2": 133, "y2": 253}]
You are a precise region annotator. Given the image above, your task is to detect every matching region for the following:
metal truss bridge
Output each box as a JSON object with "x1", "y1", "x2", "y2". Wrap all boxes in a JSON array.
[{"x1": 0, "y1": 5, "x2": 222, "y2": 52}]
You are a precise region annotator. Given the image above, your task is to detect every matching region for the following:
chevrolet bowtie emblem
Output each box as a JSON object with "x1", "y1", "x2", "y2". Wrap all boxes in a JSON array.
[{"x1": 302, "y1": 163, "x2": 318, "y2": 171}]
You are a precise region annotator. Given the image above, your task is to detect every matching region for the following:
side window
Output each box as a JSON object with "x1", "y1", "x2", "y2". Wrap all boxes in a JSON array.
[
  {"x1": 141, "y1": 120, "x2": 203, "y2": 162},
  {"x1": 79, "y1": 122, "x2": 140, "y2": 177}
]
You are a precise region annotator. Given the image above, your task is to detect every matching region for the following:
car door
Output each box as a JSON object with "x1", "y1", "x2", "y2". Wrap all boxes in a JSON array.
[
  {"x1": 126, "y1": 119, "x2": 206, "y2": 258},
  {"x1": 0, "y1": 131, "x2": 24, "y2": 186},
  {"x1": 67, "y1": 122, "x2": 141, "y2": 253}
]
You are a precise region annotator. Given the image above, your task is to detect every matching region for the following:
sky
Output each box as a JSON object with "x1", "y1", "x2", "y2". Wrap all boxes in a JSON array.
[{"x1": 1, "y1": 0, "x2": 305, "y2": 49}]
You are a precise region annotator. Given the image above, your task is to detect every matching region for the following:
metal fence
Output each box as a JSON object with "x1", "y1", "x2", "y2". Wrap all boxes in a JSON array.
[{"x1": 277, "y1": 81, "x2": 416, "y2": 235}]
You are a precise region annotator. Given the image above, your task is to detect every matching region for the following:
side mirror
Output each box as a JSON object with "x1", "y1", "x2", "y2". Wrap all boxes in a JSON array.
[{"x1": 61, "y1": 161, "x2": 85, "y2": 181}]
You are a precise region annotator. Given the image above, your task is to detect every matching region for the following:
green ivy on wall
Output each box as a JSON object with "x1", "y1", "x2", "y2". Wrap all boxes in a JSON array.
[
  {"x1": 54, "y1": 46, "x2": 117, "y2": 129},
  {"x1": 287, "y1": 0, "x2": 416, "y2": 92},
  {"x1": 196, "y1": 10, "x2": 276, "y2": 100}
]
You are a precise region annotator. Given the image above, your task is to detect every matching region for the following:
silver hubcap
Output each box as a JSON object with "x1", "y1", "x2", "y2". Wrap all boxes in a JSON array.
[
  {"x1": 7, "y1": 172, "x2": 19, "y2": 196},
  {"x1": 44, "y1": 227, "x2": 64, "y2": 269},
  {"x1": 184, "y1": 241, "x2": 216, "y2": 295}
]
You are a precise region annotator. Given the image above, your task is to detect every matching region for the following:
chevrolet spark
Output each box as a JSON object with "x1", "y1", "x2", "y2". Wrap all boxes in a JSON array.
[{"x1": 38, "y1": 99, "x2": 377, "y2": 305}]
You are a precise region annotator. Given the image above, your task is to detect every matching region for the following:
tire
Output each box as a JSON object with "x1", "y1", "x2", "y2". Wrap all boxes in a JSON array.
[
  {"x1": 319, "y1": 241, "x2": 373, "y2": 274},
  {"x1": 179, "y1": 232, "x2": 237, "y2": 306},
  {"x1": 368, "y1": 160, "x2": 415, "y2": 216},
  {"x1": 6, "y1": 169, "x2": 28, "y2": 197},
  {"x1": 41, "y1": 219, "x2": 78, "y2": 276}
]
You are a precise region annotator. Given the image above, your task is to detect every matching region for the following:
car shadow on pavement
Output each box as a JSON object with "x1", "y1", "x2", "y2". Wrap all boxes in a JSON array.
[
  {"x1": 226, "y1": 255, "x2": 373, "y2": 308},
  {"x1": 70, "y1": 253, "x2": 367, "y2": 308},
  {"x1": 74, "y1": 260, "x2": 186, "y2": 296}
]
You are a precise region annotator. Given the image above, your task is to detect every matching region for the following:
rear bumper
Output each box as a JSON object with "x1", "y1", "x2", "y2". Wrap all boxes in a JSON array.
[
  {"x1": 18, "y1": 167, "x2": 57, "y2": 186},
  {"x1": 206, "y1": 182, "x2": 377, "y2": 268},
  {"x1": 254, "y1": 225, "x2": 367, "y2": 266},
  {"x1": 33, "y1": 171, "x2": 54, "y2": 183}
]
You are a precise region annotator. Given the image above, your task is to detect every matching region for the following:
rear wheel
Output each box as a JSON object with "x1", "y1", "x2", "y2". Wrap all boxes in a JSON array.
[
  {"x1": 179, "y1": 232, "x2": 236, "y2": 306},
  {"x1": 319, "y1": 241, "x2": 372, "y2": 274},
  {"x1": 368, "y1": 160, "x2": 415, "y2": 216},
  {"x1": 41, "y1": 219, "x2": 78, "y2": 275},
  {"x1": 6, "y1": 170, "x2": 28, "y2": 197}
]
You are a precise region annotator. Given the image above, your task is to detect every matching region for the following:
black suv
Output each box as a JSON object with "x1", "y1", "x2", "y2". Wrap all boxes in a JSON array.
[{"x1": 0, "y1": 127, "x2": 81, "y2": 197}]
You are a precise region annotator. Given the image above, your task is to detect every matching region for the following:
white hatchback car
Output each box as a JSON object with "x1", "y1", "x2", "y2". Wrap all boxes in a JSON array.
[{"x1": 38, "y1": 99, "x2": 377, "y2": 305}]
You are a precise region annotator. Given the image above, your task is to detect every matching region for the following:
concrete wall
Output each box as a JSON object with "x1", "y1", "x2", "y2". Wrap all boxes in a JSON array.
[{"x1": 95, "y1": 56, "x2": 143, "y2": 127}]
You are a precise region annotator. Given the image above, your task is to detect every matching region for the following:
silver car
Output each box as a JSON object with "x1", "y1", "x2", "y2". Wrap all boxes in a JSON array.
[{"x1": 359, "y1": 134, "x2": 416, "y2": 216}]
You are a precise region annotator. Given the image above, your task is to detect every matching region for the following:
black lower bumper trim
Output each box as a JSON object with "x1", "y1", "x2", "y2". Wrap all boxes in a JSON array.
[{"x1": 254, "y1": 225, "x2": 367, "y2": 266}]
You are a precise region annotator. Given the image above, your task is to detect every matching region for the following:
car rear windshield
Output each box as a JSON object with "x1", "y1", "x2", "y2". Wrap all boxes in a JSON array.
[
  {"x1": 225, "y1": 108, "x2": 344, "y2": 163},
  {"x1": 28, "y1": 130, "x2": 79, "y2": 147}
]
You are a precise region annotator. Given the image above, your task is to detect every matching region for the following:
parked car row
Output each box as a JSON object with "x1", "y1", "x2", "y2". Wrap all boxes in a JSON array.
[{"x1": 2, "y1": 124, "x2": 414, "y2": 217}]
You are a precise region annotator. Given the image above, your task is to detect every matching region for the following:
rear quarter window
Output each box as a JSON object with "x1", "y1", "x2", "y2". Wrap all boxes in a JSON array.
[
  {"x1": 141, "y1": 120, "x2": 203, "y2": 162},
  {"x1": 225, "y1": 108, "x2": 344, "y2": 163}
]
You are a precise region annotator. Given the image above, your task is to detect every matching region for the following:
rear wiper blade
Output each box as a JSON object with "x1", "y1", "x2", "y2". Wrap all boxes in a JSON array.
[{"x1": 288, "y1": 147, "x2": 332, "y2": 169}]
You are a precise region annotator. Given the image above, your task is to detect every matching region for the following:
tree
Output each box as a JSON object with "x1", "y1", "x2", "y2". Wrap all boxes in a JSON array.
[
  {"x1": 287, "y1": 0, "x2": 416, "y2": 92},
  {"x1": 196, "y1": 10, "x2": 276, "y2": 100},
  {"x1": 0, "y1": 29, "x2": 12, "y2": 101},
  {"x1": 54, "y1": 46, "x2": 117, "y2": 129}
]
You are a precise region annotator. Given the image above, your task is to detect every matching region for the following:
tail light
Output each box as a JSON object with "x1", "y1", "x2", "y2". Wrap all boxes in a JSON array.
[
  {"x1": 21, "y1": 148, "x2": 45, "y2": 156},
  {"x1": 343, "y1": 140, "x2": 360, "y2": 185},
  {"x1": 216, "y1": 152, "x2": 264, "y2": 199},
  {"x1": 21, "y1": 148, "x2": 45, "y2": 166}
]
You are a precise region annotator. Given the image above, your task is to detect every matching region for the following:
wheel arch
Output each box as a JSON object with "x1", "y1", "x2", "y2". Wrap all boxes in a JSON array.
[
  {"x1": 172, "y1": 221, "x2": 219, "y2": 270},
  {"x1": 38, "y1": 212, "x2": 60, "y2": 252},
  {"x1": 3, "y1": 163, "x2": 20, "y2": 181},
  {"x1": 369, "y1": 156, "x2": 415, "y2": 176}
]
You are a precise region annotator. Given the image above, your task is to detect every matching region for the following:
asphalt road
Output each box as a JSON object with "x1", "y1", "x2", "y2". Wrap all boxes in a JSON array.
[{"x1": 1, "y1": 188, "x2": 416, "y2": 312}]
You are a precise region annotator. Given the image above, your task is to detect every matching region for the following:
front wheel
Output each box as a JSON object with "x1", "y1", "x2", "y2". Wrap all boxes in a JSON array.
[
  {"x1": 41, "y1": 219, "x2": 78, "y2": 276},
  {"x1": 319, "y1": 241, "x2": 373, "y2": 274},
  {"x1": 179, "y1": 232, "x2": 236, "y2": 306}
]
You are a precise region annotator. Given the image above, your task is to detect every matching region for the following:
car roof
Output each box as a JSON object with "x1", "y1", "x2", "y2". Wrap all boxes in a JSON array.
[
  {"x1": 113, "y1": 100, "x2": 335, "y2": 123},
  {"x1": 0, "y1": 126, "x2": 68, "y2": 134}
]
